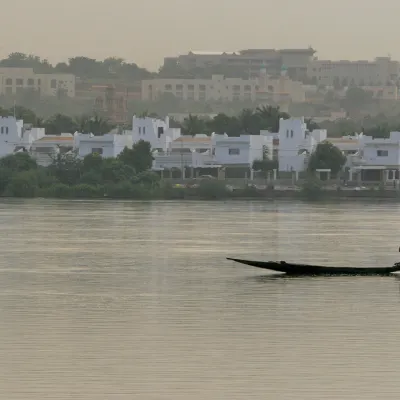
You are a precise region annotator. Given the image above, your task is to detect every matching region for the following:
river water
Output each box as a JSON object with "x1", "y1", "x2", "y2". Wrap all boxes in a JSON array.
[{"x1": 0, "y1": 199, "x2": 400, "y2": 399}]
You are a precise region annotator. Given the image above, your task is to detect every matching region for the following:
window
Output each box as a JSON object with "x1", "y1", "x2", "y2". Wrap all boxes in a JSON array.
[
  {"x1": 286, "y1": 129, "x2": 289, "y2": 138},
  {"x1": 91, "y1": 148, "x2": 103, "y2": 155},
  {"x1": 139, "y1": 127, "x2": 141, "y2": 134},
  {"x1": 0, "y1": 127, "x2": 3, "y2": 134},
  {"x1": 377, "y1": 150, "x2": 388, "y2": 157},
  {"x1": 51, "y1": 79, "x2": 57, "y2": 89},
  {"x1": 176, "y1": 84, "x2": 183, "y2": 91},
  {"x1": 16, "y1": 79, "x2": 23, "y2": 86},
  {"x1": 27, "y1": 78, "x2": 34, "y2": 86},
  {"x1": 158, "y1": 127, "x2": 164, "y2": 138},
  {"x1": 229, "y1": 148, "x2": 240, "y2": 155},
  {"x1": 199, "y1": 85, "x2": 206, "y2": 91},
  {"x1": 291, "y1": 130, "x2": 294, "y2": 138},
  {"x1": 188, "y1": 85, "x2": 194, "y2": 90},
  {"x1": 5, "y1": 127, "x2": 8, "y2": 134},
  {"x1": 165, "y1": 84, "x2": 172, "y2": 90},
  {"x1": 143, "y1": 127, "x2": 146, "y2": 134},
  {"x1": 5, "y1": 78, "x2": 12, "y2": 85},
  {"x1": 244, "y1": 85, "x2": 251, "y2": 91}
]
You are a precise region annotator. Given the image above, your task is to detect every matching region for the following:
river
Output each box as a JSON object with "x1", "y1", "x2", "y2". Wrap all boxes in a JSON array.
[{"x1": 0, "y1": 199, "x2": 399, "y2": 399}]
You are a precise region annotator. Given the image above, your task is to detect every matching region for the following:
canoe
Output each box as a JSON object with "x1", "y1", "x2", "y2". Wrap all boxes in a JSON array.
[{"x1": 226, "y1": 258, "x2": 400, "y2": 276}]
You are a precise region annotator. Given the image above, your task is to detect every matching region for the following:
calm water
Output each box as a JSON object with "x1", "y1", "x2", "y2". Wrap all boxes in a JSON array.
[{"x1": 0, "y1": 199, "x2": 400, "y2": 399}]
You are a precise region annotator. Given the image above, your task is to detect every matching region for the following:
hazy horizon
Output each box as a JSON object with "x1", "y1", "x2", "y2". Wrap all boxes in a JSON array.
[{"x1": 1, "y1": 0, "x2": 399, "y2": 71}]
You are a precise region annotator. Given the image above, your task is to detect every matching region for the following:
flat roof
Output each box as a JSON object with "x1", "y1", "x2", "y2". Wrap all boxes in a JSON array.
[
  {"x1": 174, "y1": 137, "x2": 211, "y2": 143},
  {"x1": 36, "y1": 136, "x2": 73, "y2": 142}
]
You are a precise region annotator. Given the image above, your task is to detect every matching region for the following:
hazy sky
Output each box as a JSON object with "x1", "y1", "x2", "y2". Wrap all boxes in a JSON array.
[{"x1": 1, "y1": 0, "x2": 399, "y2": 71}]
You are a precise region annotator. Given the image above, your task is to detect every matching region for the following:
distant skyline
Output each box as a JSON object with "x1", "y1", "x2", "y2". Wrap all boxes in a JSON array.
[{"x1": 1, "y1": 0, "x2": 400, "y2": 71}]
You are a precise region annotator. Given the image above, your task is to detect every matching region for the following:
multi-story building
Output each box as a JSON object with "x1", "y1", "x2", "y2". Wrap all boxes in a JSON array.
[
  {"x1": 163, "y1": 48, "x2": 316, "y2": 80},
  {"x1": 307, "y1": 57, "x2": 400, "y2": 87},
  {"x1": 0, "y1": 68, "x2": 75, "y2": 97},
  {"x1": 142, "y1": 73, "x2": 306, "y2": 103}
]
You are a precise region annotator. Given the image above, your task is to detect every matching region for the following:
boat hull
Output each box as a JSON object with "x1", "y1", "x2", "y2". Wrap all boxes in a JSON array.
[{"x1": 227, "y1": 258, "x2": 400, "y2": 276}]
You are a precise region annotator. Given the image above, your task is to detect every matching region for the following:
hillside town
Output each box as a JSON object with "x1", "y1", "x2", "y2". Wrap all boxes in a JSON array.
[
  {"x1": 1, "y1": 47, "x2": 400, "y2": 197},
  {"x1": 1, "y1": 48, "x2": 400, "y2": 124}
]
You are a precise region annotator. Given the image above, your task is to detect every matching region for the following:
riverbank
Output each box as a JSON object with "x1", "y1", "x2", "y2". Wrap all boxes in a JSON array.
[{"x1": 11, "y1": 182, "x2": 400, "y2": 201}]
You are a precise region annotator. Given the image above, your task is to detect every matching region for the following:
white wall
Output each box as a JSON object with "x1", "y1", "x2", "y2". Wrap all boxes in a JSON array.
[
  {"x1": 75, "y1": 134, "x2": 133, "y2": 158},
  {"x1": 213, "y1": 134, "x2": 270, "y2": 166},
  {"x1": 278, "y1": 117, "x2": 327, "y2": 172},
  {"x1": 359, "y1": 132, "x2": 400, "y2": 166},
  {"x1": 131, "y1": 116, "x2": 181, "y2": 151},
  {"x1": 0, "y1": 117, "x2": 28, "y2": 157}
]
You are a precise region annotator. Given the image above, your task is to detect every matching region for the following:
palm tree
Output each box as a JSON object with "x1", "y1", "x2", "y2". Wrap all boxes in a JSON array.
[
  {"x1": 255, "y1": 105, "x2": 289, "y2": 132},
  {"x1": 237, "y1": 108, "x2": 258, "y2": 134},
  {"x1": 182, "y1": 114, "x2": 207, "y2": 136}
]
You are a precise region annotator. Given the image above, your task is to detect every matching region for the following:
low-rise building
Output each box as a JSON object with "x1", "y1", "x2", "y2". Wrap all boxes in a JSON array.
[
  {"x1": 30, "y1": 134, "x2": 74, "y2": 166},
  {"x1": 0, "y1": 117, "x2": 45, "y2": 157},
  {"x1": 132, "y1": 115, "x2": 181, "y2": 151},
  {"x1": 278, "y1": 117, "x2": 327, "y2": 172},
  {"x1": 74, "y1": 133, "x2": 133, "y2": 159}
]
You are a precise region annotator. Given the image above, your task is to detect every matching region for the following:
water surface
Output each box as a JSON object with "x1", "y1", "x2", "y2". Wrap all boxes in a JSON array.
[{"x1": 0, "y1": 199, "x2": 399, "y2": 399}]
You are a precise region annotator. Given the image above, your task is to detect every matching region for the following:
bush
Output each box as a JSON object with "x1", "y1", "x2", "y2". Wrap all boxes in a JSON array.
[
  {"x1": 105, "y1": 181, "x2": 136, "y2": 198},
  {"x1": 5, "y1": 170, "x2": 39, "y2": 197},
  {"x1": 71, "y1": 184, "x2": 104, "y2": 198},
  {"x1": 195, "y1": 180, "x2": 229, "y2": 199},
  {"x1": 301, "y1": 176, "x2": 324, "y2": 199},
  {"x1": 80, "y1": 170, "x2": 103, "y2": 185},
  {"x1": 43, "y1": 183, "x2": 73, "y2": 198}
]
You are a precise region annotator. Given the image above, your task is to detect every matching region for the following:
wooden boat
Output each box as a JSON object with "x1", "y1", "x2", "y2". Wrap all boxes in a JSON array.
[{"x1": 226, "y1": 258, "x2": 400, "y2": 276}]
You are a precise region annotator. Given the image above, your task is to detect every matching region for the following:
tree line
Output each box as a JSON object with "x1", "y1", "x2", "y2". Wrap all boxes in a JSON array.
[
  {"x1": 0, "y1": 53, "x2": 154, "y2": 81},
  {"x1": 3, "y1": 101, "x2": 400, "y2": 141},
  {"x1": 0, "y1": 140, "x2": 160, "y2": 198}
]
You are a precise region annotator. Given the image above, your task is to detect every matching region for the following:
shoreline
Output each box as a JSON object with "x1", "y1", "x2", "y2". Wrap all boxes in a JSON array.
[{"x1": 3, "y1": 187, "x2": 400, "y2": 201}]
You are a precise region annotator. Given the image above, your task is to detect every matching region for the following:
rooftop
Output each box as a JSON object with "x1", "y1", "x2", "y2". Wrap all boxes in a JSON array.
[
  {"x1": 174, "y1": 136, "x2": 211, "y2": 143},
  {"x1": 36, "y1": 136, "x2": 73, "y2": 142}
]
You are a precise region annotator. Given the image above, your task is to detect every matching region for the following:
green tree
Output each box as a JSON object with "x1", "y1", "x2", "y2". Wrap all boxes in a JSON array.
[
  {"x1": 118, "y1": 140, "x2": 154, "y2": 173},
  {"x1": 308, "y1": 141, "x2": 346, "y2": 177},
  {"x1": 49, "y1": 151, "x2": 82, "y2": 185},
  {"x1": 101, "y1": 158, "x2": 135, "y2": 183},
  {"x1": 82, "y1": 152, "x2": 103, "y2": 172},
  {"x1": 305, "y1": 118, "x2": 320, "y2": 131},
  {"x1": 182, "y1": 115, "x2": 208, "y2": 136},
  {"x1": 0, "y1": 152, "x2": 37, "y2": 172},
  {"x1": 207, "y1": 113, "x2": 240, "y2": 136},
  {"x1": 6, "y1": 170, "x2": 38, "y2": 197},
  {"x1": 44, "y1": 114, "x2": 78, "y2": 135},
  {"x1": 256, "y1": 105, "x2": 289, "y2": 132},
  {"x1": 12, "y1": 106, "x2": 38, "y2": 124}
]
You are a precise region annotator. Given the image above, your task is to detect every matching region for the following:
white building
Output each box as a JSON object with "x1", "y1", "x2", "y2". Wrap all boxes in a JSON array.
[
  {"x1": 0, "y1": 68, "x2": 75, "y2": 97},
  {"x1": 30, "y1": 134, "x2": 74, "y2": 166},
  {"x1": 152, "y1": 131, "x2": 273, "y2": 173},
  {"x1": 278, "y1": 117, "x2": 327, "y2": 172},
  {"x1": 132, "y1": 115, "x2": 181, "y2": 151},
  {"x1": 346, "y1": 132, "x2": 400, "y2": 182},
  {"x1": 213, "y1": 133, "x2": 273, "y2": 167},
  {"x1": 0, "y1": 117, "x2": 45, "y2": 157},
  {"x1": 74, "y1": 133, "x2": 133, "y2": 159}
]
